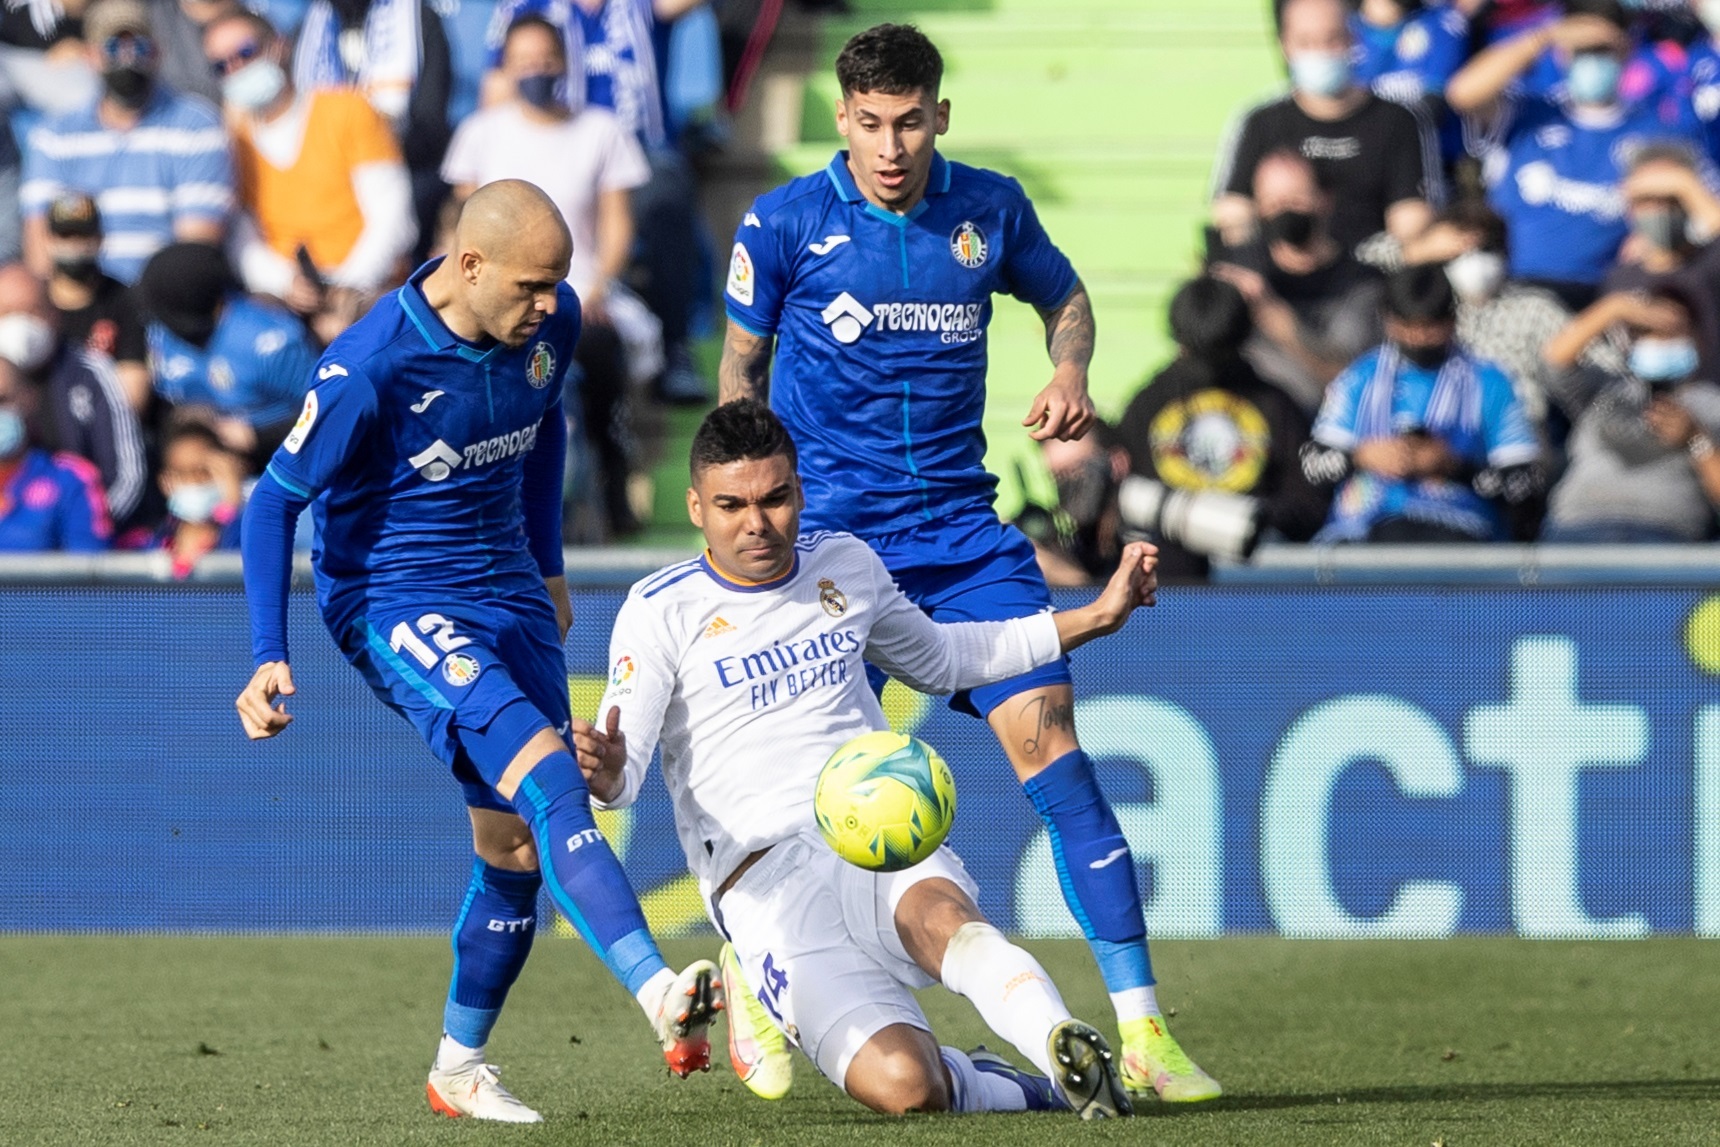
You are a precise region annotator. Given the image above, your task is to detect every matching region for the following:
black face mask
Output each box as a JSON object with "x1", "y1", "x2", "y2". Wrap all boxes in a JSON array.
[
  {"x1": 52, "y1": 255, "x2": 100, "y2": 285},
  {"x1": 103, "y1": 66, "x2": 153, "y2": 108},
  {"x1": 1261, "y1": 209, "x2": 1317, "y2": 249},
  {"x1": 1397, "y1": 340, "x2": 1450, "y2": 369}
]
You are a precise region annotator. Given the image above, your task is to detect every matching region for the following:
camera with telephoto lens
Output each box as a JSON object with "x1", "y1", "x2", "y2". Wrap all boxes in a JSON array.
[{"x1": 1116, "y1": 475, "x2": 1264, "y2": 563}]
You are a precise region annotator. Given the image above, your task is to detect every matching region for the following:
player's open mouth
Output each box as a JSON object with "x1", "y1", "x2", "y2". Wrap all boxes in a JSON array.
[{"x1": 876, "y1": 169, "x2": 907, "y2": 187}]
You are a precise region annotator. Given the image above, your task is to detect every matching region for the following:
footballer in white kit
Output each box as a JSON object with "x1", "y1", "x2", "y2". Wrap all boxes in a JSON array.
[{"x1": 574, "y1": 401, "x2": 1162, "y2": 1119}]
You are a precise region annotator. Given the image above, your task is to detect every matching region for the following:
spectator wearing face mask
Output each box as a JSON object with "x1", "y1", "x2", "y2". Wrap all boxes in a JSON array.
[
  {"x1": 0, "y1": 261, "x2": 155, "y2": 538},
  {"x1": 1348, "y1": 0, "x2": 1471, "y2": 169},
  {"x1": 442, "y1": 13, "x2": 652, "y2": 539},
  {"x1": 0, "y1": 356, "x2": 112, "y2": 550},
  {"x1": 20, "y1": 0, "x2": 233, "y2": 285},
  {"x1": 135, "y1": 241, "x2": 315, "y2": 471},
  {"x1": 1210, "y1": 148, "x2": 1387, "y2": 412},
  {"x1": 1211, "y1": 0, "x2": 1441, "y2": 254},
  {"x1": 1448, "y1": 0, "x2": 1707, "y2": 310},
  {"x1": 1302, "y1": 264, "x2": 1544, "y2": 542},
  {"x1": 41, "y1": 191, "x2": 151, "y2": 412},
  {"x1": 153, "y1": 414, "x2": 243, "y2": 576},
  {"x1": 1603, "y1": 145, "x2": 1720, "y2": 379},
  {"x1": 1114, "y1": 274, "x2": 1329, "y2": 582},
  {"x1": 207, "y1": 9, "x2": 415, "y2": 345},
  {"x1": 1020, "y1": 424, "x2": 1130, "y2": 588},
  {"x1": 1540, "y1": 287, "x2": 1720, "y2": 540}
]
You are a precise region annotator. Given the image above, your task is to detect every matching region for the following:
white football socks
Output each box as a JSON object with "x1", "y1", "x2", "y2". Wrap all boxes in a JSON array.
[
  {"x1": 435, "y1": 1033, "x2": 485, "y2": 1072},
  {"x1": 1109, "y1": 985, "x2": 1161, "y2": 1025},
  {"x1": 939, "y1": 920, "x2": 1071, "y2": 1079},
  {"x1": 938, "y1": 1047, "x2": 1028, "y2": 1112}
]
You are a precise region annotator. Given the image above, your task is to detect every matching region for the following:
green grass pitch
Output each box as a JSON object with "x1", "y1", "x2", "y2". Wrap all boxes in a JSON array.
[{"x1": 6, "y1": 935, "x2": 1720, "y2": 1145}]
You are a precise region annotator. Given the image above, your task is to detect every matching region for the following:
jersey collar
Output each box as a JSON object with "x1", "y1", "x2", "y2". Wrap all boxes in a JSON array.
[
  {"x1": 698, "y1": 548, "x2": 800, "y2": 593},
  {"x1": 825, "y1": 150, "x2": 952, "y2": 224},
  {"x1": 397, "y1": 257, "x2": 504, "y2": 363}
]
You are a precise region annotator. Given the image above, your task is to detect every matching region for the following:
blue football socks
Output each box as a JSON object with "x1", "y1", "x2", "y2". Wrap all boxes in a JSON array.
[
  {"x1": 507, "y1": 750, "x2": 668, "y2": 996},
  {"x1": 443, "y1": 859, "x2": 540, "y2": 1049},
  {"x1": 1022, "y1": 749, "x2": 1154, "y2": 993}
]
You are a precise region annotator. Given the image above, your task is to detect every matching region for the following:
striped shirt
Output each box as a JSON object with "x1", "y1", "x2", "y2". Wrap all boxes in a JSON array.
[{"x1": 22, "y1": 88, "x2": 235, "y2": 284}]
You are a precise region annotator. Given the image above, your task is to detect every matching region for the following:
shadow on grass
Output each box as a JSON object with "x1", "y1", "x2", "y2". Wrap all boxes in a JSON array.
[{"x1": 1166, "y1": 1078, "x2": 1720, "y2": 1116}]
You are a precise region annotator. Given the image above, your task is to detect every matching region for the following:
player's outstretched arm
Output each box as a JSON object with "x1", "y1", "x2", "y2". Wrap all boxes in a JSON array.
[
  {"x1": 718, "y1": 319, "x2": 774, "y2": 404},
  {"x1": 572, "y1": 705, "x2": 627, "y2": 804},
  {"x1": 1026, "y1": 282, "x2": 1097, "y2": 442},
  {"x1": 236, "y1": 661, "x2": 297, "y2": 740},
  {"x1": 1052, "y1": 541, "x2": 1159, "y2": 653}
]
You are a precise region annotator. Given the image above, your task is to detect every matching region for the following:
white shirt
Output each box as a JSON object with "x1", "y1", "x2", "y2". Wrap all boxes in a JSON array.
[
  {"x1": 441, "y1": 102, "x2": 649, "y2": 294},
  {"x1": 594, "y1": 531, "x2": 1062, "y2": 898}
]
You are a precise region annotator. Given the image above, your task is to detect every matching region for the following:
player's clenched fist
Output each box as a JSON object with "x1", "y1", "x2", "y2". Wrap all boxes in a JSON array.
[
  {"x1": 236, "y1": 661, "x2": 297, "y2": 740},
  {"x1": 1103, "y1": 540, "x2": 1159, "y2": 619}
]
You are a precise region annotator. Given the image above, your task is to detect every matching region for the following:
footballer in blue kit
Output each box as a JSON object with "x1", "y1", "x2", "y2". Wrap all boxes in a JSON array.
[
  {"x1": 235, "y1": 181, "x2": 722, "y2": 1124},
  {"x1": 718, "y1": 23, "x2": 1220, "y2": 1103}
]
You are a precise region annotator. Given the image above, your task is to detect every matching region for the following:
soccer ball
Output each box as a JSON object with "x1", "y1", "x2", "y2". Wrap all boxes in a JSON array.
[{"x1": 813, "y1": 731, "x2": 957, "y2": 872}]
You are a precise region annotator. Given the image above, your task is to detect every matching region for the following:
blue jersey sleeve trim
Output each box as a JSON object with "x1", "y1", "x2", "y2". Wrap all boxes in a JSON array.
[
  {"x1": 725, "y1": 308, "x2": 773, "y2": 338},
  {"x1": 264, "y1": 462, "x2": 315, "y2": 500}
]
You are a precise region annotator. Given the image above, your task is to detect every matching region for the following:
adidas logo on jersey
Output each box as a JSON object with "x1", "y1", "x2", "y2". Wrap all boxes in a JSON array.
[{"x1": 703, "y1": 616, "x2": 737, "y2": 639}]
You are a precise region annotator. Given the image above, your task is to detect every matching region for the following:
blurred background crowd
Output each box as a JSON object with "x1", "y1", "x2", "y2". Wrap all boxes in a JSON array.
[{"x1": 5, "y1": 0, "x2": 1720, "y2": 583}]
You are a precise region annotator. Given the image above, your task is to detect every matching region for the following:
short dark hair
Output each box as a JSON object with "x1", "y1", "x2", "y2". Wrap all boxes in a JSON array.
[
  {"x1": 503, "y1": 15, "x2": 565, "y2": 65},
  {"x1": 1433, "y1": 198, "x2": 1508, "y2": 255},
  {"x1": 835, "y1": 24, "x2": 943, "y2": 99},
  {"x1": 1383, "y1": 263, "x2": 1456, "y2": 323},
  {"x1": 1564, "y1": 0, "x2": 1629, "y2": 32},
  {"x1": 1169, "y1": 276, "x2": 1253, "y2": 360},
  {"x1": 690, "y1": 400, "x2": 798, "y2": 475}
]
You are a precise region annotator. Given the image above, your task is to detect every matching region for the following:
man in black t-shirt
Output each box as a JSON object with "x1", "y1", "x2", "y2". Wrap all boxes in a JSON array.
[
  {"x1": 1211, "y1": 0, "x2": 1439, "y2": 254},
  {"x1": 1211, "y1": 149, "x2": 1387, "y2": 411},
  {"x1": 43, "y1": 192, "x2": 151, "y2": 413}
]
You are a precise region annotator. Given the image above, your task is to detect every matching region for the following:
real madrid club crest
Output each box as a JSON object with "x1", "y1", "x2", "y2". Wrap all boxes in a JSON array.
[
  {"x1": 526, "y1": 341, "x2": 555, "y2": 389},
  {"x1": 819, "y1": 578, "x2": 848, "y2": 617},
  {"x1": 950, "y1": 221, "x2": 988, "y2": 269}
]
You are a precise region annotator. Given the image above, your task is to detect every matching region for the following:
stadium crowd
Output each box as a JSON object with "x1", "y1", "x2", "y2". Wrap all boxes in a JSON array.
[
  {"x1": 0, "y1": 0, "x2": 738, "y2": 563},
  {"x1": 1027, "y1": 0, "x2": 1720, "y2": 583}
]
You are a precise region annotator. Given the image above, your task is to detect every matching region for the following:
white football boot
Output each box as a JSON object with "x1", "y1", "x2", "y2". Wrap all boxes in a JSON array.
[{"x1": 426, "y1": 1060, "x2": 543, "y2": 1123}]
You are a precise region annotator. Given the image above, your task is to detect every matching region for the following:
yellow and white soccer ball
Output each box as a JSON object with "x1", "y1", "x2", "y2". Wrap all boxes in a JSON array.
[{"x1": 813, "y1": 731, "x2": 957, "y2": 872}]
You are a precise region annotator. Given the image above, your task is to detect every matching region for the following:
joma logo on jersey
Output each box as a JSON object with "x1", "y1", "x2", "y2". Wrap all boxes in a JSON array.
[
  {"x1": 821, "y1": 292, "x2": 984, "y2": 346},
  {"x1": 408, "y1": 423, "x2": 542, "y2": 482}
]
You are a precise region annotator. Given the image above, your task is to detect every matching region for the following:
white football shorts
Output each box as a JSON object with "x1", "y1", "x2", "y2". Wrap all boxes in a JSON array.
[{"x1": 712, "y1": 827, "x2": 980, "y2": 1088}]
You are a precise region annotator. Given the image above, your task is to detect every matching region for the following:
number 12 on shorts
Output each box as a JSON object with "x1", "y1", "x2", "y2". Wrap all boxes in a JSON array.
[{"x1": 389, "y1": 612, "x2": 472, "y2": 669}]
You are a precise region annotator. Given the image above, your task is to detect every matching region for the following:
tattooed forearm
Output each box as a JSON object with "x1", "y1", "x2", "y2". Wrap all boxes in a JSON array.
[
  {"x1": 1018, "y1": 694, "x2": 1076, "y2": 758},
  {"x1": 719, "y1": 323, "x2": 775, "y2": 404},
  {"x1": 1042, "y1": 283, "x2": 1095, "y2": 371}
]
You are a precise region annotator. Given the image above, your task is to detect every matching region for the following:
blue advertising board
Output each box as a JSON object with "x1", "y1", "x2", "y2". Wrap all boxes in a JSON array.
[{"x1": 3, "y1": 584, "x2": 1718, "y2": 939}]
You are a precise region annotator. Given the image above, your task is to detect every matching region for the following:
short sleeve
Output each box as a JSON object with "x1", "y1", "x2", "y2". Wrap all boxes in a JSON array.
[
  {"x1": 262, "y1": 361, "x2": 379, "y2": 499},
  {"x1": 1217, "y1": 108, "x2": 1268, "y2": 199},
  {"x1": 1377, "y1": 102, "x2": 1431, "y2": 206},
  {"x1": 1000, "y1": 183, "x2": 1079, "y2": 309},
  {"x1": 725, "y1": 200, "x2": 789, "y2": 336},
  {"x1": 1479, "y1": 362, "x2": 1540, "y2": 466},
  {"x1": 598, "y1": 117, "x2": 650, "y2": 193},
  {"x1": 1311, "y1": 355, "x2": 1375, "y2": 450}
]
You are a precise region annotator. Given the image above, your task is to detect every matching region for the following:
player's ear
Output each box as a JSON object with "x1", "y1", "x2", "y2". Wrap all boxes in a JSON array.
[
  {"x1": 686, "y1": 485, "x2": 703, "y2": 528},
  {"x1": 935, "y1": 98, "x2": 950, "y2": 136},
  {"x1": 460, "y1": 250, "x2": 483, "y2": 285},
  {"x1": 793, "y1": 474, "x2": 805, "y2": 511},
  {"x1": 834, "y1": 96, "x2": 849, "y2": 139}
]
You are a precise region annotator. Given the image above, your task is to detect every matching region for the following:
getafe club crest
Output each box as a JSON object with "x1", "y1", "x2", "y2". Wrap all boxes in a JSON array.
[
  {"x1": 442, "y1": 651, "x2": 482, "y2": 687},
  {"x1": 950, "y1": 221, "x2": 988, "y2": 269},
  {"x1": 819, "y1": 578, "x2": 848, "y2": 617},
  {"x1": 526, "y1": 341, "x2": 555, "y2": 389}
]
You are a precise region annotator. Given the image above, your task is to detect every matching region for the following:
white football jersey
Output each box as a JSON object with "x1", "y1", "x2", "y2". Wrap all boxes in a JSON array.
[{"x1": 594, "y1": 530, "x2": 1061, "y2": 896}]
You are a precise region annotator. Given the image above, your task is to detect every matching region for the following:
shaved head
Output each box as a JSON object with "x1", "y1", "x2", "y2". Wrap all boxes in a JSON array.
[{"x1": 431, "y1": 180, "x2": 573, "y2": 347}]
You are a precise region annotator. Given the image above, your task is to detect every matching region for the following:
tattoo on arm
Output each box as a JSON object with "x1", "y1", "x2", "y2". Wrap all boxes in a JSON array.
[
  {"x1": 1041, "y1": 284, "x2": 1095, "y2": 371},
  {"x1": 718, "y1": 325, "x2": 775, "y2": 404},
  {"x1": 1018, "y1": 694, "x2": 1076, "y2": 758}
]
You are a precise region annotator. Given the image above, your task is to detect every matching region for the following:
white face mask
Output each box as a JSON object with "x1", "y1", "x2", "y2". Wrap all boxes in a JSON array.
[
  {"x1": 169, "y1": 482, "x2": 224, "y2": 524},
  {"x1": 1444, "y1": 251, "x2": 1506, "y2": 303},
  {"x1": 0, "y1": 313, "x2": 57, "y2": 372},
  {"x1": 222, "y1": 58, "x2": 287, "y2": 112}
]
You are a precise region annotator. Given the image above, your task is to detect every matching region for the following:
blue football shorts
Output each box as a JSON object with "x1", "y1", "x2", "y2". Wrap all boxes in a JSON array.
[
  {"x1": 334, "y1": 594, "x2": 571, "y2": 813},
  {"x1": 864, "y1": 512, "x2": 1072, "y2": 718}
]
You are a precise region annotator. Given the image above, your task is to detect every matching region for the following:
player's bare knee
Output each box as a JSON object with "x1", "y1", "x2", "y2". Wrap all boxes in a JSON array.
[
  {"x1": 894, "y1": 878, "x2": 983, "y2": 977},
  {"x1": 853, "y1": 1052, "x2": 949, "y2": 1114},
  {"x1": 494, "y1": 726, "x2": 570, "y2": 801}
]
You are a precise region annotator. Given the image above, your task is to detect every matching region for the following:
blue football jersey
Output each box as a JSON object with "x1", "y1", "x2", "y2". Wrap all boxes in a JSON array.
[
  {"x1": 1312, "y1": 346, "x2": 1538, "y2": 541},
  {"x1": 1485, "y1": 96, "x2": 1703, "y2": 284},
  {"x1": 261, "y1": 259, "x2": 580, "y2": 631},
  {"x1": 149, "y1": 295, "x2": 317, "y2": 429},
  {"x1": 726, "y1": 151, "x2": 1079, "y2": 540}
]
